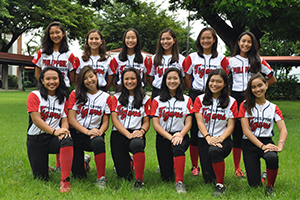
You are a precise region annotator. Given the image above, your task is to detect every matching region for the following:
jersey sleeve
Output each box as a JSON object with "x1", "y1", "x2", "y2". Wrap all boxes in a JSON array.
[
  {"x1": 186, "y1": 97, "x2": 193, "y2": 115},
  {"x1": 220, "y1": 56, "x2": 229, "y2": 74},
  {"x1": 192, "y1": 96, "x2": 202, "y2": 113},
  {"x1": 238, "y1": 101, "x2": 247, "y2": 118},
  {"x1": 105, "y1": 96, "x2": 112, "y2": 114},
  {"x1": 147, "y1": 57, "x2": 153, "y2": 75},
  {"x1": 183, "y1": 55, "x2": 193, "y2": 74},
  {"x1": 274, "y1": 105, "x2": 284, "y2": 121},
  {"x1": 32, "y1": 49, "x2": 42, "y2": 68},
  {"x1": 107, "y1": 57, "x2": 114, "y2": 75},
  {"x1": 111, "y1": 95, "x2": 118, "y2": 112},
  {"x1": 110, "y1": 58, "x2": 118, "y2": 74},
  {"x1": 27, "y1": 92, "x2": 40, "y2": 113},
  {"x1": 150, "y1": 98, "x2": 159, "y2": 117},
  {"x1": 68, "y1": 53, "x2": 76, "y2": 71},
  {"x1": 261, "y1": 58, "x2": 274, "y2": 78},
  {"x1": 75, "y1": 57, "x2": 81, "y2": 74},
  {"x1": 68, "y1": 91, "x2": 78, "y2": 110},
  {"x1": 229, "y1": 99, "x2": 238, "y2": 118},
  {"x1": 62, "y1": 99, "x2": 68, "y2": 118}
]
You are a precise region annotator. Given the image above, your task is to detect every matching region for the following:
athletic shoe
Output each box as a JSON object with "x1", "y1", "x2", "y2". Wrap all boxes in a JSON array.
[
  {"x1": 113, "y1": 166, "x2": 117, "y2": 173},
  {"x1": 234, "y1": 168, "x2": 245, "y2": 178},
  {"x1": 59, "y1": 178, "x2": 71, "y2": 193},
  {"x1": 134, "y1": 179, "x2": 144, "y2": 190},
  {"x1": 261, "y1": 170, "x2": 267, "y2": 185},
  {"x1": 84, "y1": 154, "x2": 91, "y2": 172},
  {"x1": 175, "y1": 181, "x2": 186, "y2": 193},
  {"x1": 54, "y1": 166, "x2": 61, "y2": 172},
  {"x1": 266, "y1": 186, "x2": 276, "y2": 197},
  {"x1": 191, "y1": 166, "x2": 200, "y2": 176},
  {"x1": 96, "y1": 176, "x2": 107, "y2": 189},
  {"x1": 155, "y1": 165, "x2": 160, "y2": 173},
  {"x1": 213, "y1": 183, "x2": 225, "y2": 197},
  {"x1": 48, "y1": 166, "x2": 54, "y2": 172}
]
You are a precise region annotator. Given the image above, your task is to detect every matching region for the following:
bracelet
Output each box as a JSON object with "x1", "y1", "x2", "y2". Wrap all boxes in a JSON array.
[
  {"x1": 204, "y1": 134, "x2": 210, "y2": 139},
  {"x1": 260, "y1": 144, "x2": 264, "y2": 149},
  {"x1": 52, "y1": 129, "x2": 56, "y2": 135},
  {"x1": 278, "y1": 140, "x2": 285, "y2": 146},
  {"x1": 140, "y1": 128, "x2": 146, "y2": 134}
]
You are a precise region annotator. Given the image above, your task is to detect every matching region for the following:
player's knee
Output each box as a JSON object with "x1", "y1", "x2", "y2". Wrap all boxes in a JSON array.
[
  {"x1": 208, "y1": 146, "x2": 223, "y2": 162},
  {"x1": 130, "y1": 138, "x2": 145, "y2": 154},
  {"x1": 265, "y1": 152, "x2": 278, "y2": 169},
  {"x1": 60, "y1": 136, "x2": 73, "y2": 147},
  {"x1": 91, "y1": 136, "x2": 105, "y2": 154},
  {"x1": 172, "y1": 145, "x2": 185, "y2": 157}
]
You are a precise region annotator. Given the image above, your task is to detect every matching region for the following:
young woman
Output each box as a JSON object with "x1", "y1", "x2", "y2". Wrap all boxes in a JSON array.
[
  {"x1": 26, "y1": 66, "x2": 73, "y2": 193},
  {"x1": 148, "y1": 28, "x2": 185, "y2": 99},
  {"x1": 151, "y1": 68, "x2": 192, "y2": 193},
  {"x1": 32, "y1": 21, "x2": 76, "y2": 171},
  {"x1": 183, "y1": 27, "x2": 229, "y2": 176},
  {"x1": 228, "y1": 31, "x2": 277, "y2": 178},
  {"x1": 111, "y1": 28, "x2": 148, "y2": 88},
  {"x1": 239, "y1": 73, "x2": 287, "y2": 197},
  {"x1": 193, "y1": 69, "x2": 238, "y2": 197},
  {"x1": 75, "y1": 29, "x2": 114, "y2": 91},
  {"x1": 110, "y1": 68, "x2": 151, "y2": 190},
  {"x1": 68, "y1": 66, "x2": 112, "y2": 189}
]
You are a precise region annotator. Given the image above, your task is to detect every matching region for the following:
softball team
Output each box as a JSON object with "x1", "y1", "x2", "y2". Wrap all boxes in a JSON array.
[
  {"x1": 183, "y1": 27, "x2": 229, "y2": 176},
  {"x1": 68, "y1": 66, "x2": 112, "y2": 189},
  {"x1": 28, "y1": 24, "x2": 288, "y2": 197},
  {"x1": 228, "y1": 31, "x2": 277, "y2": 178}
]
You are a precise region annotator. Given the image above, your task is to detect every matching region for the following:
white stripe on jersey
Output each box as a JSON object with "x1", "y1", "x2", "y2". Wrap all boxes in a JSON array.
[
  {"x1": 68, "y1": 90, "x2": 111, "y2": 129},
  {"x1": 75, "y1": 56, "x2": 114, "y2": 87},
  {"x1": 151, "y1": 95, "x2": 193, "y2": 133},
  {"x1": 238, "y1": 100, "x2": 283, "y2": 138},
  {"x1": 27, "y1": 91, "x2": 68, "y2": 135},
  {"x1": 111, "y1": 53, "x2": 148, "y2": 86},
  {"x1": 148, "y1": 54, "x2": 185, "y2": 89},
  {"x1": 228, "y1": 55, "x2": 274, "y2": 92},
  {"x1": 32, "y1": 49, "x2": 75, "y2": 87},
  {"x1": 193, "y1": 94, "x2": 238, "y2": 137},
  {"x1": 184, "y1": 52, "x2": 229, "y2": 91},
  {"x1": 111, "y1": 93, "x2": 151, "y2": 130}
]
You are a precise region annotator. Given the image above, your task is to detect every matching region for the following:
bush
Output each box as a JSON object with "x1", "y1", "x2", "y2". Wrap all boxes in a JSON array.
[{"x1": 8, "y1": 75, "x2": 18, "y2": 88}]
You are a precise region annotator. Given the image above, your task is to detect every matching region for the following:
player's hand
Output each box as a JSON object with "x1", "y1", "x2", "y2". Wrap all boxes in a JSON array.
[
  {"x1": 171, "y1": 132, "x2": 183, "y2": 146},
  {"x1": 55, "y1": 128, "x2": 70, "y2": 140},
  {"x1": 207, "y1": 136, "x2": 223, "y2": 148},
  {"x1": 262, "y1": 143, "x2": 280, "y2": 153},
  {"x1": 132, "y1": 130, "x2": 143, "y2": 139}
]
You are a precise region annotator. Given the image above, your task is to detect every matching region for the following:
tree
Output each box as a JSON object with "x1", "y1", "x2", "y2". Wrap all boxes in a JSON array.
[
  {"x1": 0, "y1": 0, "x2": 95, "y2": 52},
  {"x1": 168, "y1": 0, "x2": 300, "y2": 54},
  {"x1": 94, "y1": 0, "x2": 195, "y2": 54}
]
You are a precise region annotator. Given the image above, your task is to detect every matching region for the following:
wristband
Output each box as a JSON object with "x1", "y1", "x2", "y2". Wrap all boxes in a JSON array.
[
  {"x1": 140, "y1": 128, "x2": 146, "y2": 134},
  {"x1": 204, "y1": 134, "x2": 210, "y2": 139},
  {"x1": 52, "y1": 129, "x2": 56, "y2": 135},
  {"x1": 278, "y1": 140, "x2": 285, "y2": 146},
  {"x1": 260, "y1": 144, "x2": 264, "y2": 149}
]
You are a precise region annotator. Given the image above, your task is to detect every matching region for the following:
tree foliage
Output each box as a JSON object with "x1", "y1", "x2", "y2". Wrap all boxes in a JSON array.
[
  {"x1": 168, "y1": 0, "x2": 300, "y2": 54},
  {"x1": 94, "y1": 0, "x2": 195, "y2": 54},
  {"x1": 0, "y1": 0, "x2": 95, "y2": 52}
]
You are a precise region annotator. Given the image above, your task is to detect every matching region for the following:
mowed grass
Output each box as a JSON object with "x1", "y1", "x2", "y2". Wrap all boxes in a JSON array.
[{"x1": 0, "y1": 91, "x2": 299, "y2": 199}]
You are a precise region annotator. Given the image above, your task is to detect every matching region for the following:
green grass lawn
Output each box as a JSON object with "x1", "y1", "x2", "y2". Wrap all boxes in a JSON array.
[{"x1": 0, "y1": 91, "x2": 299, "y2": 199}]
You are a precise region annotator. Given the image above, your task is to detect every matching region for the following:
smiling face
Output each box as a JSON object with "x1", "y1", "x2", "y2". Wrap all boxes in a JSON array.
[
  {"x1": 251, "y1": 78, "x2": 268, "y2": 99},
  {"x1": 208, "y1": 74, "x2": 226, "y2": 98},
  {"x1": 125, "y1": 30, "x2": 137, "y2": 50},
  {"x1": 238, "y1": 34, "x2": 252, "y2": 57},
  {"x1": 123, "y1": 71, "x2": 137, "y2": 94},
  {"x1": 200, "y1": 30, "x2": 215, "y2": 53},
  {"x1": 84, "y1": 70, "x2": 98, "y2": 94},
  {"x1": 88, "y1": 32, "x2": 102, "y2": 51},
  {"x1": 41, "y1": 70, "x2": 59, "y2": 96},
  {"x1": 160, "y1": 32, "x2": 176, "y2": 54},
  {"x1": 166, "y1": 71, "x2": 181, "y2": 94},
  {"x1": 49, "y1": 25, "x2": 65, "y2": 46}
]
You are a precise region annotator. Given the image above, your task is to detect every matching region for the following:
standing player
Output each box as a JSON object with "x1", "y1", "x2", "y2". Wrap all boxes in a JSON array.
[
  {"x1": 148, "y1": 28, "x2": 185, "y2": 99},
  {"x1": 32, "y1": 21, "x2": 76, "y2": 171},
  {"x1": 228, "y1": 31, "x2": 277, "y2": 178},
  {"x1": 110, "y1": 68, "x2": 151, "y2": 190},
  {"x1": 193, "y1": 69, "x2": 238, "y2": 197},
  {"x1": 183, "y1": 27, "x2": 229, "y2": 176},
  {"x1": 151, "y1": 68, "x2": 192, "y2": 193},
  {"x1": 75, "y1": 29, "x2": 114, "y2": 91},
  {"x1": 239, "y1": 73, "x2": 287, "y2": 197},
  {"x1": 111, "y1": 28, "x2": 148, "y2": 88},
  {"x1": 26, "y1": 66, "x2": 73, "y2": 193},
  {"x1": 68, "y1": 66, "x2": 112, "y2": 189}
]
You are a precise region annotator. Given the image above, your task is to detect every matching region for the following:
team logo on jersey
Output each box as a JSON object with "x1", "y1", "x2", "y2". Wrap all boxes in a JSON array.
[
  {"x1": 202, "y1": 108, "x2": 226, "y2": 123},
  {"x1": 77, "y1": 104, "x2": 103, "y2": 118},
  {"x1": 40, "y1": 106, "x2": 61, "y2": 120},
  {"x1": 117, "y1": 105, "x2": 141, "y2": 120},
  {"x1": 42, "y1": 59, "x2": 67, "y2": 67},
  {"x1": 94, "y1": 68, "x2": 105, "y2": 75},
  {"x1": 233, "y1": 66, "x2": 251, "y2": 74},
  {"x1": 249, "y1": 117, "x2": 271, "y2": 132},
  {"x1": 159, "y1": 106, "x2": 183, "y2": 121}
]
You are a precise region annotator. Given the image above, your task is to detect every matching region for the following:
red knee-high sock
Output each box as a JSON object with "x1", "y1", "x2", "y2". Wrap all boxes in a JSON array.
[
  {"x1": 60, "y1": 146, "x2": 73, "y2": 181},
  {"x1": 94, "y1": 153, "x2": 106, "y2": 179},
  {"x1": 232, "y1": 147, "x2": 242, "y2": 171},
  {"x1": 56, "y1": 154, "x2": 60, "y2": 167},
  {"x1": 189, "y1": 145, "x2": 199, "y2": 168},
  {"x1": 174, "y1": 156, "x2": 185, "y2": 183},
  {"x1": 133, "y1": 152, "x2": 145, "y2": 181},
  {"x1": 267, "y1": 168, "x2": 278, "y2": 187},
  {"x1": 212, "y1": 161, "x2": 225, "y2": 184}
]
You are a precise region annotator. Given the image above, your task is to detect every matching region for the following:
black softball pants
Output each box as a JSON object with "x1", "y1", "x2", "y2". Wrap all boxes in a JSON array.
[{"x1": 231, "y1": 91, "x2": 245, "y2": 148}]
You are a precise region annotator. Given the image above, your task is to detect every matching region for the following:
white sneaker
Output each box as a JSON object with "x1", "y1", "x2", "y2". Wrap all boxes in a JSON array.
[
  {"x1": 96, "y1": 176, "x2": 106, "y2": 189},
  {"x1": 84, "y1": 154, "x2": 91, "y2": 172},
  {"x1": 175, "y1": 181, "x2": 186, "y2": 193}
]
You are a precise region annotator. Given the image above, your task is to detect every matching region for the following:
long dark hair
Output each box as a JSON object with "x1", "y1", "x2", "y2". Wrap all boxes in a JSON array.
[
  {"x1": 196, "y1": 27, "x2": 218, "y2": 58},
  {"x1": 243, "y1": 73, "x2": 267, "y2": 115},
  {"x1": 159, "y1": 68, "x2": 184, "y2": 102},
  {"x1": 203, "y1": 69, "x2": 229, "y2": 108},
  {"x1": 118, "y1": 67, "x2": 145, "y2": 109},
  {"x1": 42, "y1": 21, "x2": 69, "y2": 55},
  {"x1": 76, "y1": 65, "x2": 101, "y2": 104},
  {"x1": 118, "y1": 28, "x2": 143, "y2": 63},
  {"x1": 38, "y1": 66, "x2": 68, "y2": 104},
  {"x1": 154, "y1": 28, "x2": 179, "y2": 66},
  {"x1": 82, "y1": 29, "x2": 108, "y2": 62},
  {"x1": 232, "y1": 31, "x2": 261, "y2": 74}
]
